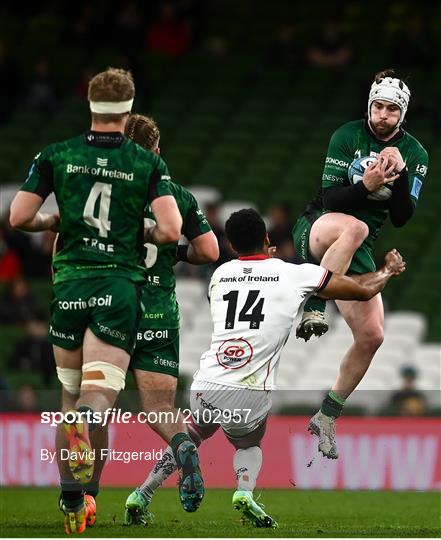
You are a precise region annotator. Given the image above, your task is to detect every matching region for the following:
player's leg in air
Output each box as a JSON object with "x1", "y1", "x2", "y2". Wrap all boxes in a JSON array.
[
  {"x1": 309, "y1": 292, "x2": 384, "y2": 458},
  {"x1": 293, "y1": 212, "x2": 369, "y2": 341},
  {"x1": 125, "y1": 332, "x2": 204, "y2": 522},
  {"x1": 295, "y1": 213, "x2": 383, "y2": 458}
]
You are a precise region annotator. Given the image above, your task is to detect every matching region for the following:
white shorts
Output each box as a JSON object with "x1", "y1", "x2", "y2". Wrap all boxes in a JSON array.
[{"x1": 190, "y1": 380, "x2": 272, "y2": 438}]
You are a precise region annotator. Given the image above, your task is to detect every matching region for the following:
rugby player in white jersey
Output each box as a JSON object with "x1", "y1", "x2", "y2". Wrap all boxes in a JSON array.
[{"x1": 125, "y1": 208, "x2": 405, "y2": 528}]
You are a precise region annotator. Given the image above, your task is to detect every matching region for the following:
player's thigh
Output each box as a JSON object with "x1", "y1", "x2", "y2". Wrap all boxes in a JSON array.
[
  {"x1": 88, "y1": 277, "x2": 143, "y2": 356},
  {"x1": 309, "y1": 212, "x2": 368, "y2": 261},
  {"x1": 82, "y1": 328, "x2": 130, "y2": 371},
  {"x1": 131, "y1": 328, "x2": 179, "y2": 409},
  {"x1": 49, "y1": 281, "x2": 89, "y2": 351},
  {"x1": 336, "y1": 293, "x2": 384, "y2": 341},
  {"x1": 190, "y1": 381, "x2": 271, "y2": 444}
]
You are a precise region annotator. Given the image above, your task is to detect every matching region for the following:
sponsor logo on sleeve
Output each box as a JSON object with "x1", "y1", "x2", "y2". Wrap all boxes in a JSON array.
[{"x1": 411, "y1": 177, "x2": 423, "y2": 199}]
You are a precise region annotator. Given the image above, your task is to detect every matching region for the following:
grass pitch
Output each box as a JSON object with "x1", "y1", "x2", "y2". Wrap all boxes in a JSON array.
[{"x1": 0, "y1": 488, "x2": 439, "y2": 537}]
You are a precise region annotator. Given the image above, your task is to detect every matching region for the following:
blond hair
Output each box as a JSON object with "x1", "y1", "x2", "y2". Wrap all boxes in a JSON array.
[
  {"x1": 125, "y1": 114, "x2": 160, "y2": 150},
  {"x1": 88, "y1": 67, "x2": 135, "y2": 123}
]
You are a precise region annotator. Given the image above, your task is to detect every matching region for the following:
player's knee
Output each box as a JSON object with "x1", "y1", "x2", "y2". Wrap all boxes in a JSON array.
[
  {"x1": 345, "y1": 218, "x2": 369, "y2": 246},
  {"x1": 81, "y1": 361, "x2": 126, "y2": 392},
  {"x1": 356, "y1": 325, "x2": 384, "y2": 352},
  {"x1": 56, "y1": 367, "x2": 82, "y2": 396}
]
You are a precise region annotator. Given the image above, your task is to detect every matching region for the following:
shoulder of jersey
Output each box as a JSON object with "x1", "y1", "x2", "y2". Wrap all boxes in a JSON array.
[
  {"x1": 402, "y1": 129, "x2": 428, "y2": 156},
  {"x1": 333, "y1": 119, "x2": 363, "y2": 137}
]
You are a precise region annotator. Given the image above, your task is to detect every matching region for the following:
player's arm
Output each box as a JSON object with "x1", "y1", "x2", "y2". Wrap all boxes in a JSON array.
[
  {"x1": 176, "y1": 197, "x2": 219, "y2": 264},
  {"x1": 9, "y1": 150, "x2": 59, "y2": 232},
  {"x1": 317, "y1": 249, "x2": 405, "y2": 301},
  {"x1": 147, "y1": 196, "x2": 181, "y2": 244},
  {"x1": 381, "y1": 146, "x2": 428, "y2": 228},
  {"x1": 321, "y1": 127, "x2": 371, "y2": 211},
  {"x1": 177, "y1": 231, "x2": 219, "y2": 264},
  {"x1": 145, "y1": 158, "x2": 182, "y2": 244},
  {"x1": 10, "y1": 191, "x2": 59, "y2": 231}
]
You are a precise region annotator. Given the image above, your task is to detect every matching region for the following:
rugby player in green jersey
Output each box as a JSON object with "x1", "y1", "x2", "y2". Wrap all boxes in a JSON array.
[
  {"x1": 121, "y1": 114, "x2": 218, "y2": 520},
  {"x1": 292, "y1": 69, "x2": 429, "y2": 459},
  {"x1": 9, "y1": 68, "x2": 188, "y2": 534}
]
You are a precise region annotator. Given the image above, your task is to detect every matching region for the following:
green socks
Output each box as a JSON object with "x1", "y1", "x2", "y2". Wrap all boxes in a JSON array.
[
  {"x1": 304, "y1": 295, "x2": 326, "y2": 314},
  {"x1": 321, "y1": 391, "x2": 346, "y2": 418}
]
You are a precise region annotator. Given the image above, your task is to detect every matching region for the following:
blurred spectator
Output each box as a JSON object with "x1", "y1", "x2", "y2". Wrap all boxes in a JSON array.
[
  {"x1": 115, "y1": 1, "x2": 146, "y2": 56},
  {"x1": 267, "y1": 203, "x2": 297, "y2": 262},
  {"x1": 307, "y1": 17, "x2": 353, "y2": 71},
  {"x1": 0, "y1": 276, "x2": 43, "y2": 325},
  {"x1": 146, "y1": 1, "x2": 193, "y2": 57},
  {"x1": 392, "y1": 14, "x2": 437, "y2": 70},
  {"x1": 0, "y1": 39, "x2": 23, "y2": 124},
  {"x1": 389, "y1": 366, "x2": 428, "y2": 416},
  {"x1": 3, "y1": 227, "x2": 55, "y2": 279},
  {"x1": 15, "y1": 384, "x2": 39, "y2": 412},
  {"x1": 267, "y1": 21, "x2": 304, "y2": 70},
  {"x1": 0, "y1": 374, "x2": 15, "y2": 412},
  {"x1": 0, "y1": 228, "x2": 21, "y2": 282},
  {"x1": 73, "y1": 65, "x2": 97, "y2": 98},
  {"x1": 24, "y1": 58, "x2": 58, "y2": 114},
  {"x1": 8, "y1": 314, "x2": 54, "y2": 385}
]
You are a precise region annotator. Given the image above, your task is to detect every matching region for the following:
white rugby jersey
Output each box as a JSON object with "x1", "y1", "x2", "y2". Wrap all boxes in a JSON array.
[{"x1": 194, "y1": 255, "x2": 331, "y2": 390}]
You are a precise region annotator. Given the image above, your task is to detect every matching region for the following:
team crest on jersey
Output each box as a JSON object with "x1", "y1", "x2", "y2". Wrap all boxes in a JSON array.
[{"x1": 216, "y1": 338, "x2": 253, "y2": 369}]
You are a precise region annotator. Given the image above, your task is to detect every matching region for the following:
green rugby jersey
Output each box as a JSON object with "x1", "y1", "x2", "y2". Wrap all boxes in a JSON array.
[
  {"x1": 20, "y1": 131, "x2": 173, "y2": 284},
  {"x1": 140, "y1": 183, "x2": 211, "y2": 329},
  {"x1": 304, "y1": 119, "x2": 429, "y2": 246}
]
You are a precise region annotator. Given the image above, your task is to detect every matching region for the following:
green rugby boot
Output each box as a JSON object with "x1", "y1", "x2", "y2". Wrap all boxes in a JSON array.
[
  {"x1": 232, "y1": 490, "x2": 278, "y2": 528},
  {"x1": 124, "y1": 489, "x2": 154, "y2": 526},
  {"x1": 176, "y1": 440, "x2": 204, "y2": 512}
]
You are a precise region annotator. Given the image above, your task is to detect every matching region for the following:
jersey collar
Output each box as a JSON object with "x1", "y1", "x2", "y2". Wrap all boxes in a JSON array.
[
  {"x1": 238, "y1": 254, "x2": 270, "y2": 261},
  {"x1": 364, "y1": 119, "x2": 405, "y2": 145},
  {"x1": 85, "y1": 131, "x2": 126, "y2": 148}
]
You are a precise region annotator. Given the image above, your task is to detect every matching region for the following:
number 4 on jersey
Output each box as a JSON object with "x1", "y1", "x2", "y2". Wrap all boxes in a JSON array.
[
  {"x1": 223, "y1": 290, "x2": 265, "y2": 329},
  {"x1": 83, "y1": 182, "x2": 112, "y2": 237}
]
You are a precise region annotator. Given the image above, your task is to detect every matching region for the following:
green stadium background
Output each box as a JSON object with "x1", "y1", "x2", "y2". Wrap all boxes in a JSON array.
[{"x1": 0, "y1": 0, "x2": 440, "y2": 405}]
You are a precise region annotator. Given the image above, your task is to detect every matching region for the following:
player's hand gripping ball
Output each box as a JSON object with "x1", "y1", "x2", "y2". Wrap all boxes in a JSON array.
[{"x1": 348, "y1": 156, "x2": 393, "y2": 201}]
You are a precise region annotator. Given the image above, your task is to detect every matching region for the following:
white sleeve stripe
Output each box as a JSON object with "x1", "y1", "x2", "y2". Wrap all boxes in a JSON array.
[{"x1": 316, "y1": 269, "x2": 329, "y2": 291}]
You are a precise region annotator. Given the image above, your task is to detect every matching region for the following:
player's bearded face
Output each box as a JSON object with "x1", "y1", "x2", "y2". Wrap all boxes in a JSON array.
[{"x1": 370, "y1": 100, "x2": 401, "y2": 137}]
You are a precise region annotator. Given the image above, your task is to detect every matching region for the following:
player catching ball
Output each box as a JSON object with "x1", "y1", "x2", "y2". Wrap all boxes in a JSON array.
[
  {"x1": 126, "y1": 208, "x2": 405, "y2": 528},
  {"x1": 292, "y1": 69, "x2": 428, "y2": 458}
]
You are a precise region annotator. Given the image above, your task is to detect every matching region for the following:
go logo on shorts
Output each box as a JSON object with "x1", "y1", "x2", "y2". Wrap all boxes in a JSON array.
[{"x1": 216, "y1": 338, "x2": 253, "y2": 369}]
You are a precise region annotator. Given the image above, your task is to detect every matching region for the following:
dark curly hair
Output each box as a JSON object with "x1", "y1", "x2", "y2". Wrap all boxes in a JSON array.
[{"x1": 225, "y1": 208, "x2": 266, "y2": 254}]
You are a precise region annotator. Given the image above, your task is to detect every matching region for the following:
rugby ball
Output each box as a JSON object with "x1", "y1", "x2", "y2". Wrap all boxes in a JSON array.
[{"x1": 348, "y1": 156, "x2": 393, "y2": 201}]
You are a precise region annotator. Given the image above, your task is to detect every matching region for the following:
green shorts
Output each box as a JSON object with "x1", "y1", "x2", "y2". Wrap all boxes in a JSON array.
[
  {"x1": 130, "y1": 328, "x2": 179, "y2": 378},
  {"x1": 292, "y1": 213, "x2": 376, "y2": 275},
  {"x1": 49, "y1": 277, "x2": 142, "y2": 354}
]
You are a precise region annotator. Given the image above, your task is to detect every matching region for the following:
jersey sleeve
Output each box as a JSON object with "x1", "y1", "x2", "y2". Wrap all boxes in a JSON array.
[
  {"x1": 292, "y1": 263, "x2": 332, "y2": 295},
  {"x1": 321, "y1": 125, "x2": 354, "y2": 188},
  {"x1": 182, "y1": 192, "x2": 212, "y2": 240},
  {"x1": 147, "y1": 156, "x2": 174, "y2": 203},
  {"x1": 20, "y1": 148, "x2": 54, "y2": 200},
  {"x1": 405, "y1": 143, "x2": 428, "y2": 207}
]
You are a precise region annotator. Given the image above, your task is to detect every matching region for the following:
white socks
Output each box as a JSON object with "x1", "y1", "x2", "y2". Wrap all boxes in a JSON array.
[
  {"x1": 233, "y1": 446, "x2": 262, "y2": 491},
  {"x1": 139, "y1": 446, "x2": 177, "y2": 499}
]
